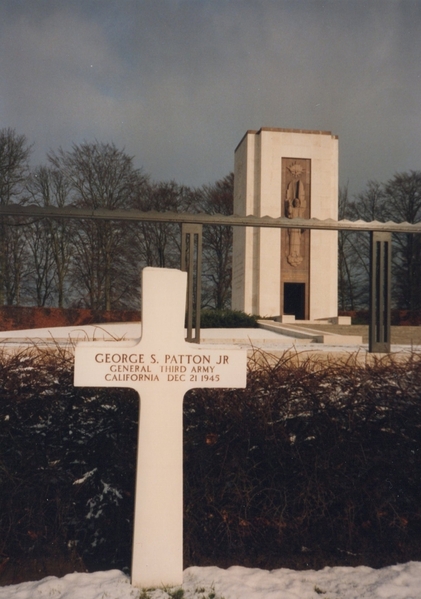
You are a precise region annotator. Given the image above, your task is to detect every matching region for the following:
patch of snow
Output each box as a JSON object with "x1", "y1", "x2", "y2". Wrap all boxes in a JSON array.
[
  {"x1": 73, "y1": 468, "x2": 98, "y2": 486},
  {"x1": 1, "y1": 563, "x2": 421, "y2": 598}
]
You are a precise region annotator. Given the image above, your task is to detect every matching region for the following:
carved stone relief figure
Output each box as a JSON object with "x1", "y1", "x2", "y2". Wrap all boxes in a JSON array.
[{"x1": 285, "y1": 162, "x2": 306, "y2": 267}]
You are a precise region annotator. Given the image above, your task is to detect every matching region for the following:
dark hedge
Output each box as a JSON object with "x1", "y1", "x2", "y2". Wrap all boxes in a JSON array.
[
  {"x1": 1, "y1": 348, "x2": 421, "y2": 584},
  {"x1": 200, "y1": 310, "x2": 260, "y2": 328}
]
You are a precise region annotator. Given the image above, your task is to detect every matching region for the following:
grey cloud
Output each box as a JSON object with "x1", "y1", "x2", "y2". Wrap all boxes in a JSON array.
[{"x1": 0, "y1": 0, "x2": 420, "y2": 195}]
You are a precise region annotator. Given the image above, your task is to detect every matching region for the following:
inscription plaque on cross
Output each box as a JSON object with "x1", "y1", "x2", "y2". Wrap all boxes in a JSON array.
[{"x1": 74, "y1": 267, "x2": 247, "y2": 588}]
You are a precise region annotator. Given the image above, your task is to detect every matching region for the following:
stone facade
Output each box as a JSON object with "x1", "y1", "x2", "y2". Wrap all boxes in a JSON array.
[{"x1": 232, "y1": 128, "x2": 338, "y2": 320}]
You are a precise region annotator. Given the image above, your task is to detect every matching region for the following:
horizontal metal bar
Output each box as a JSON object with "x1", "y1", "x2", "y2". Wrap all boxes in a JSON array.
[{"x1": 0, "y1": 204, "x2": 420, "y2": 233}]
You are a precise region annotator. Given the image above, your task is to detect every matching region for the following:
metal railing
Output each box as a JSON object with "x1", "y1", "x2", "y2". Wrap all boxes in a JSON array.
[
  {"x1": 0, "y1": 203, "x2": 421, "y2": 233},
  {"x1": 0, "y1": 203, "x2": 419, "y2": 351}
]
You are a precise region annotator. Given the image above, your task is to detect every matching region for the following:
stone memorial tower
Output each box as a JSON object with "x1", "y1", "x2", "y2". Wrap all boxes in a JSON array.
[{"x1": 232, "y1": 127, "x2": 338, "y2": 321}]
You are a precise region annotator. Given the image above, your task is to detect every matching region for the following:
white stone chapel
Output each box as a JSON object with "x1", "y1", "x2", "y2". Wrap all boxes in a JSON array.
[{"x1": 232, "y1": 127, "x2": 339, "y2": 321}]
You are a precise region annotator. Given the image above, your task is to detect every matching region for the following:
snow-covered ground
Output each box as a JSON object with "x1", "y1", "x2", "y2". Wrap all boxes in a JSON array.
[
  {"x1": 0, "y1": 323, "x2": 294, "y2": 345},
  {"x1": 1, "y1": 562, "x2": 421, "y2": 598},
  {"x1": 0, "y1": 322, "x2": 418, "y2": 359},
  {"x1": 0, "y1": 322, "x2": 367, "y2": 352}
]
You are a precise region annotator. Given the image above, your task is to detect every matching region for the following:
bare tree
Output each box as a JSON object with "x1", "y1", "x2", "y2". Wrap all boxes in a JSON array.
[
  {"x1": 3, "y1": 224, "x2": 30, "y2": 305},
  {"x1": 26, "y1": 166, "x2": 74, "y2": 306},
  {"x1": 0, "y1": 128, "x2": 32, "y2": 305},
  {"x1": 22, "y1": 219, "x2": 55, "y2": 306},
  {"x1": 0, "y1": 128, "x2": 31, "y2": 205},
  {"x1": 338, "y1": 185, "x2": 361, "y2": 310},
  {"x1": 130, "y1": 180, "x2": 191, "y2": 268},
  {"x1": 192, "y1": 173, "x2": 233, "y2": 309},
  {"x1": 49, "y1": 142, "x2": 147, "y2": 310},
  {"x1": 382, "y1": 171, "x2": 421, "y2": 311},
  {"x1": 343, "y1": 173, "x2": 421, "y2": 311},
  {"x1": 341, "y1": 180, "x2": 387, "y2": 310}
]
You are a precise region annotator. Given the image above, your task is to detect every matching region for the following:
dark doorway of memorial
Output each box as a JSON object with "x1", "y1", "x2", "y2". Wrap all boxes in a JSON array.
[{"x1": 284, "y1": 282, "x2": 306, "y2": 320}]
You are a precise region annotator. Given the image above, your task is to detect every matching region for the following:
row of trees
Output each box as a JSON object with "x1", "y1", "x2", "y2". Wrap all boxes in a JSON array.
[
  {"x1": 1, "y1": 127, "x2": 420, "y2": 314},
  {"x1": 0, "y1": 128, "x2": 233, "y2": 311},
  {"x1": 339, "y1": 173, "x2": 421, "y2": 312}
]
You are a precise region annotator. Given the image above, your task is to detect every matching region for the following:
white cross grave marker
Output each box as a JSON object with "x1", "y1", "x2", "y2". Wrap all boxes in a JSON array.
[{"x1": 74, "y1": 267, "x2": 247, "y2": 588}]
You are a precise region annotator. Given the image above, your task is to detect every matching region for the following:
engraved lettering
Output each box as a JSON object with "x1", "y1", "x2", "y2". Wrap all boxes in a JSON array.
[
  {"x1": 105, "y1": 373, "x2": 159, "y2": 382},
  {"x1": 191, "y1": 365, "x2": 215, "y2": 373},
  {"x1": 216, "y1": 355, "x2": 229, "y2": 364},
  {"x1": 164, "y1": 354, "x2": 211, "y2": 364}
]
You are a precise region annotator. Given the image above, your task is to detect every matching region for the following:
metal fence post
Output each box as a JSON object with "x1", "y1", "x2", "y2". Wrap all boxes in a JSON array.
[
  {"x1": 369, "y1": 231, "x2": 392, "y2": 353},
  {"x1": 181, "y1": 224, "x2": 203, "y2": 343}
]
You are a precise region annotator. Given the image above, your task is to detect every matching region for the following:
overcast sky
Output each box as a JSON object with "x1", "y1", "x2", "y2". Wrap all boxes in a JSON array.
[{"x1": 1, "y1": 0, "x2": 420, "y2": 197}]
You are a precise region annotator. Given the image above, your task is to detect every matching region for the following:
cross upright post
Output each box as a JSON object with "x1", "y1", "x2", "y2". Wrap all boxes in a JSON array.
[{"x1": 74, "y1": 267, "x2": 247, "y2": 588}]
